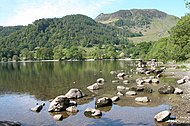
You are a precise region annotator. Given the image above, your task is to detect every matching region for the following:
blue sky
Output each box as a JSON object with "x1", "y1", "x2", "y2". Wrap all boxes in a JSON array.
[{"x1": 0, "y1": 0, "x2": 189, "y2": 26}]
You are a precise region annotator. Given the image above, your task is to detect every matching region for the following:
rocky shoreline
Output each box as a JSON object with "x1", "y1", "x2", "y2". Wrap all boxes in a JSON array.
[{"x1": 165, "y1": 65, "x2": 190, "y2": 124}]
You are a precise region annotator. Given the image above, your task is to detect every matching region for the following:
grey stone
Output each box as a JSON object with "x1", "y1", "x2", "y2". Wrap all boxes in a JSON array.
[
  {"x1": 117, "y1": 92, "x2": 124, "y2": 96},
  {"x1": 30, "y1": 104, "x2": 43, "y2": 112},
  {"x1": 84, "y1": 108, "x2": 102, "y2": 117},
  {"x1": 65, "y1": 89, "x2": 85, "y2": 99},
  {"x1": 174, "y1": 88, "x2": 183, "y2": 94},
  {"x1": 117, "y1": 86, "x2": 125, "y2": 92},
  {"x1": 87, "y1": 83, "x2": 99, "y2": 90},
  {"x1": 53, "y1": 114, "x2": 63, "y2": 121},
  {"x1": 48, "y1": 95, "x2": 70, "y2": 112},
  {"x1": 123, "y1": 80, "x2": 129, "y2": 84},
  {"x1": 66, "y1": 106, "x2": 78, "y2": 113},
  {"x1": 112, "y1": 80, "x2": 119, "y2": 83},
  {"x1": 135, "y1": 97, "x2": 150, "y2": 103},
  {"x1": 158, "y1": 86, "x2": 175, "y2": 94},
  {"x1": 111, "y1": 96, "x2": 120, "y2": 102},
  {"x1": 97, "y1": 78, "x2": 104, "y2": 83},
  {"x1": 126, "y1": 91, "x2": 137, "y2": 96},
  {"x1": 152, "y1": 79, "x2": 159, "y2": 83},
  {"x1": 177, "y1": 79, "x2": 185, "y2": 84},
  {"x1": 117, "y1": 72, "x2": 126, "y2": 78},
  {"x1": 154, "y1": 111, "x2": 171, "y2": 122},
  {"x1": 95, "y1": 97, "x2": 112, "y2": 108}
]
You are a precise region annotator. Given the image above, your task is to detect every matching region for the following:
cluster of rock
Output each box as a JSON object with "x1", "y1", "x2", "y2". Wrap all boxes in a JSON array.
[{"x1": 27, "y1": 59, "x2": 187, "y2": 124}]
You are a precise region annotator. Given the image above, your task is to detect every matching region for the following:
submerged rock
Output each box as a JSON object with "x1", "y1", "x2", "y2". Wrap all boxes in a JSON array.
[
  {"x1": 0, "y1": 121, "x2": 21, "y2": 126},
  {"x1": 48, "y1": 95, "x2": 70, "y2": 112},
  {"x1": 135, "y1": 97, "x2": 150, "y2": 103},
  {"x1": 158, "y1": 86, "x2": 175, "y2": 94},
  {"x1": 84, "y1": 108, "x2": 102, "y2": 117},
  {"x1": 154, "y1": 110, "x2": 171, "y2": 122},
  {"x1": 65, "y1": 89, "x2": 85, "y2": 99},
  {"x1": 95, "y1": 97, "x2": 112, "y2": 108}
]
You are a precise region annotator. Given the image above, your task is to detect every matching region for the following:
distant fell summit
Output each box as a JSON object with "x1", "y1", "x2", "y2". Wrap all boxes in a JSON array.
[{"x1": 95, "y1": 9, "x2": 179, "y2": 42}]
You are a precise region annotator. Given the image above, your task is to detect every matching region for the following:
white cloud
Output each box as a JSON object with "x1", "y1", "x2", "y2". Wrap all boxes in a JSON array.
[{"x1": 4, "y1": 0, "x2": 116, "y2": 26}]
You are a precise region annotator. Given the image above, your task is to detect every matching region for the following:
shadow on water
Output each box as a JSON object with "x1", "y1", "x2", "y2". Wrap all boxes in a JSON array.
[{"x1": 87, "y1": 118, "x2": 126, "y2": 126}]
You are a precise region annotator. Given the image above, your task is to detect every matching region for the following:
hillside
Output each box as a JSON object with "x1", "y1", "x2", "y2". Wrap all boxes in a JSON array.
[
  {"x1": 95, "y1": 9, "x2": 179, "y2": 42},
  {"x1": 0, "y1": 14, "x2": 139, "y2": 51},
  {"x1": 0, "y1": 14, "x2": 144, "y2": 60}
]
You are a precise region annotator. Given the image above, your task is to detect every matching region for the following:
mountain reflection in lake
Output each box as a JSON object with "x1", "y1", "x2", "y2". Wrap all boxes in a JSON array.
[{"x1": 0, "y1": 61, "x2": 174, "y2": 125}]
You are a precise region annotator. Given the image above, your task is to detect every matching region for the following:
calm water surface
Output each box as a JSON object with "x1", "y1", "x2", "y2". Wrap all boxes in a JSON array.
[{"x1": 0, "y1": 61, "x2": 174, "y2": 126}]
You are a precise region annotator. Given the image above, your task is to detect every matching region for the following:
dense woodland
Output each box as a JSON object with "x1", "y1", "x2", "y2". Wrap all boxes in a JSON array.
[{"x1": 0, "y1": 11, "x2": 190, "y2": 62}]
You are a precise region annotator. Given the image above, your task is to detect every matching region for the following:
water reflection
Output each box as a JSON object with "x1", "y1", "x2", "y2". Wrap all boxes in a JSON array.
[{"x1": 0, "y1": 61, "x2": 177, "y2": 125}]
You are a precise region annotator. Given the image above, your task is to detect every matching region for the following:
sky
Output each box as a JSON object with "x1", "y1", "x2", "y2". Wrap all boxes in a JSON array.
[{"x1": 0, "y1": 0, "x2": 189, "y2": 26}]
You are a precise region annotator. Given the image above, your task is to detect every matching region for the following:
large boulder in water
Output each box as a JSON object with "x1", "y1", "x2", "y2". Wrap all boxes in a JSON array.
[
  {"x1": 154, "y1": 110, "x2": 171, "y2": 122},
  {"x1": 48, "y1": 95, "x2": 70, "y2": 112},
  {"x1": 95, "y1": 97, "x2": 112, "y2": 108},
  {"x1": 65, "y1": 89, "x2": 85, "y2": 99},
  {"x1": 84, "y1": 108, "x2": 102, "y2": 117},
  {"x1": 158, "y1": 86, "x2": 175, "y2": 94}
]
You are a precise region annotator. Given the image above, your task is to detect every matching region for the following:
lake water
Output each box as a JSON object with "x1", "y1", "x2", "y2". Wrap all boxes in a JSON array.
[{"x1": 0, "y1": 61, "x2": 174, "y2": 126}]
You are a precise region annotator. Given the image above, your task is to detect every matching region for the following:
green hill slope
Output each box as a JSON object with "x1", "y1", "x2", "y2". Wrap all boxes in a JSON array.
[{"x1": 95, "y1": 9, "x2": 179, "y2": 42}]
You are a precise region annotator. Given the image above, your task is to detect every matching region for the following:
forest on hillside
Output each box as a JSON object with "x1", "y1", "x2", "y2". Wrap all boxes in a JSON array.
[{"x1": 0, "y1": 9, "x2": 189, "y2": 62}]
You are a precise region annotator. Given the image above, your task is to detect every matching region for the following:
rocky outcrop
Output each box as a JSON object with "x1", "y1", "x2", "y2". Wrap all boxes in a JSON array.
[
  {"x1": 158, "y1": 86, "x2": 175, "y2": 94},
  {"x1": 95, "y1": 97, "x2": 112, "y2": 108},
  {"x1": 65, "y1": 89, "x2": 85, "y2": 99},
  {"x1": 48, "y1": 95, "x2": 70, "y2": 112},
  {"x1": 154, "y1": 110, "x2": 171, "y2": 122},
  {"x1": 135, "y1": 97, "x2": 150, "y2": 103},
  {"x1": 84, "y1": 108, "x2": 102, "y2": 117}
]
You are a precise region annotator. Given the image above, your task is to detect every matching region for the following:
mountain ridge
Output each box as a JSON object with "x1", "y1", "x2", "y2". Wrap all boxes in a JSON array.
[{"x1": 95, "y1": 9, "x2": 179, "y2": 42}]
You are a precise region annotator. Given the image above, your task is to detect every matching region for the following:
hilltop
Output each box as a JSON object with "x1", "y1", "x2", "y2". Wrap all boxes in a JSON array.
[{"x1": 95, "y1": 9, "x2": 179, "y2": 42}]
